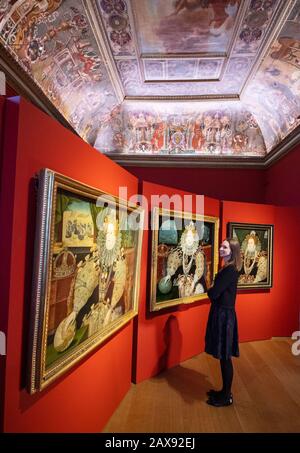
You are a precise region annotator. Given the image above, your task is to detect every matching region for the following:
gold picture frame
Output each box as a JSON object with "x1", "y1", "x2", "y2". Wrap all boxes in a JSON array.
[
  {"x1": 28, "y1": 169, "x2": 144, "y2": 393},
  {"x1": 150, "y1": 207, "x2": 219, "y2": 311}
]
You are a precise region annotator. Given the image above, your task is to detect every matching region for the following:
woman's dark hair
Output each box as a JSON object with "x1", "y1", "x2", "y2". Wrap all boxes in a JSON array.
[{"x1": 224, "y1": 237, "x2": 242, "y2": 272}]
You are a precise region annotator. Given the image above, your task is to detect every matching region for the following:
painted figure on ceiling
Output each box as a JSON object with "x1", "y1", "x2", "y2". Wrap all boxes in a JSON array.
[
  {"x1": 171, "y1": 0, "x2": 211, "y2": 15},
  {"x1": 245, "y1": 115, "x2": 265, "y2": 154},
  {"x1": 210, "y1": 1, "x2": 239, "y2": 36},
  {"x1": 192, "y1": 115, "x2": 205, "y2": 151},
  {"x1": 212, "y1": 113, "x2": 222, "y2": 147},
  {"x1": 220, "y1": 114, "x2": 233, "y2": 153},
  {"x1": 203, "y1": 114, "x2": 214, "y2": 143},
  {"x1": 151, "y1": 116, "x2": 165, "y2": 152},
  {"x1": 232, "y1": 133, "x2": 248, "y2": 154}
]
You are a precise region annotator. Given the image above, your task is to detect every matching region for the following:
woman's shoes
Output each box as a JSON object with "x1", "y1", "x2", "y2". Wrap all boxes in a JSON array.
[
  {"x1": 206, "y1": 389, "x2": 233, "y2": 398},
  {"x1": 207, "y1": 389, "x2": 221, "y2": 397},
  {"x1": 206, "y1": 393, "x2": 233, "y2": 407}
]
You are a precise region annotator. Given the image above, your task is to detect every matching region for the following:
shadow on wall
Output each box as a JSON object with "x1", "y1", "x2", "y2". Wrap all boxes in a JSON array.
[
  {"x1": 156, "y1": 315, "x2": 182, "y2": 374},
  {"x1": 155, "y1": 315, "x2": 212, "y2": 403}
]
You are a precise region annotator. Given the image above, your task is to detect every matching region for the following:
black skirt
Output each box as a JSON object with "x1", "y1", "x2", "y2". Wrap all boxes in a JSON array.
[{"x1": 205, "y1": 303, "x2": 239, "y2": 360}]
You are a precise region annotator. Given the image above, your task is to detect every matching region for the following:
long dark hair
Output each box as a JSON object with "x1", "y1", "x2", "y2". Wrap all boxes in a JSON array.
[{"x1": 224, "y1": 237, "x2": 242, "y2": 272}]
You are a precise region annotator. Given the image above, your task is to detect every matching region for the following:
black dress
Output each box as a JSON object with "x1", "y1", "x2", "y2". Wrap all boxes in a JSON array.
[{"x1": 205, "y1": 264, "x2": 239, "y2": 360}]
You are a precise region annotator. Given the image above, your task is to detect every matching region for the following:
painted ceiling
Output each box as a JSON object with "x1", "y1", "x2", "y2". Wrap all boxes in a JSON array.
[{"x1": 0, "y1": 0, "x2": 299, "y2": 163}]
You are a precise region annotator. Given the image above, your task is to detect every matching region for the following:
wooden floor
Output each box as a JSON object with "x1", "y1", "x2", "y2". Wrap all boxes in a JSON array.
[{"x1": 103, "y1": 338, "x2": 300, "y2": 433}]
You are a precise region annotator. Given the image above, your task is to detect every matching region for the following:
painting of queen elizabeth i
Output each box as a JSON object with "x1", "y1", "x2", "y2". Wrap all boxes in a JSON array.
[
  {"x1": 28, "y1": 169, "x2": 144, "y2": 393},
  {"x1": 227, "y1": 223, "x2": 274, "y2": 290},
  {"x1": 150, "y1": 207, "x2": 219, "y2": 311}
]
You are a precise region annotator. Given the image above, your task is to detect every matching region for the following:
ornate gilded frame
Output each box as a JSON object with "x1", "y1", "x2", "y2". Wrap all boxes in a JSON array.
[
  {"x1": 150, "y1": 207, "x2": 219, "y2": 311},
  {"x1": 28, "y1": 169, "x2": 144, "y2": 393},
  {"x1": 227, "y1": 222, "x2": 274, "y2": 290}
]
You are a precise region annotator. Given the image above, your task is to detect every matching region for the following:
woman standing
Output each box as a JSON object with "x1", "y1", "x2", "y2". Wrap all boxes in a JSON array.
[{"x1": 205, "y1": 238, "x2": 242, "y2": 407}]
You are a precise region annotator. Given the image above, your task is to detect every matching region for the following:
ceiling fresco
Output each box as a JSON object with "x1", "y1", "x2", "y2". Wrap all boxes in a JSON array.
[
  {"x1": 245, "y1": 0, "x2": 300, "y2": 151},
  {"x1": 96, "y1": 0, "x2": 282, "y2": 97},
  {"x1": 131, "y1": 0, "x2": 241, "y2": 54},
  {"x1": 93, "y1": 102, "x2": 266, "y2": 156},
  {"x1": 0, "y1": 0, "x2": 119, "y2": 143},
  {"x1": 0, "y1": 0, "x2": 299, "y2": 163}
]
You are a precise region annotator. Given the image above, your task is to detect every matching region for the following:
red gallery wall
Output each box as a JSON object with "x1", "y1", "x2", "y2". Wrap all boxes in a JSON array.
[
  {"x1": 0, "y1": 96, "x2": 7, "y2": 431},
  {"x1": 265, "y1": 145, "x2": 300, "y2": 332},
  {"x1": 127, "y1": 166, "x2": 266, "y2": 204},
  {"x1": 0, "y1": 97, "x2": 139, "y2": 433},
  {"x1": 134, "y1": 181, "x2": 220, "y2": 383},
  {"x1": 222, "y1": 201, "x2": 299, "y2": 341},
  {"x1": 265, "y1": 145, "x2": 300, "y2": 207},
  {"x1": 0, "y1": 96, "x2": 5, "y2": 176}
]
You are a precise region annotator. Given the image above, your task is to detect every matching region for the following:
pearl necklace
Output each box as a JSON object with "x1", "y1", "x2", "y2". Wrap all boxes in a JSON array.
[
  {"x1": 182, "y1": 251, "x2": 195, "y2": 275},
  {"x1": 244, "y1": 250, "x2": 257, "y2": 275}
]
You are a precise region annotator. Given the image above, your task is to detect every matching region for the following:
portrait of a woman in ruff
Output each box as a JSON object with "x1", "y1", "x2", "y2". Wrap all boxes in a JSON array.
[
  {"x1": 227, "y1": 222, "x2": 274, "y2": 290},
  {"x1": 150, "y1": 207, "x2": 219, "y2": 311}
]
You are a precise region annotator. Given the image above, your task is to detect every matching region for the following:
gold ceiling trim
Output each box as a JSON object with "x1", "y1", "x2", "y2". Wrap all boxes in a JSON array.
[
  {"x1": 264, "y1": 125, "x2": 300, "y2": 167},
  {"x1": 220, "y1": 0, "x2": 250, "y2": 82},
  {"x1": 82, "y1": 0, "x2": 125, "y2": 103},
  {"x1": 124, "y1": 94, "x2": 240, "y2": 102},
  {"x1": 126, "y1": 0, "x2": 149, "y2": 88},
  {"x1": 140, "y1": 53, "x2": 226, "y2": 59},
  {"x1": 143, "y1": 78, "x2": 222, "y2": 84}
]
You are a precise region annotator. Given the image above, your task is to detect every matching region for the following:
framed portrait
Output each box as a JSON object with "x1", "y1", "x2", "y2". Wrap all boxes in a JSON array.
[
  {"x1": 28, "y1": 169, "x2": 144, "y2": 393},
  {"x1": 150, "y1": 207, "x2": 219, "y2": 311},
  {"x1": 227, "y1": 222, "x2": 274, "y2": 290}
]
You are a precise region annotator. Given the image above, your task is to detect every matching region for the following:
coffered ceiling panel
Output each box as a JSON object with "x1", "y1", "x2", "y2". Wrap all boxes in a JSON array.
[{"x1": 93, "y1": 0, "x2": 287, "y2": 98}]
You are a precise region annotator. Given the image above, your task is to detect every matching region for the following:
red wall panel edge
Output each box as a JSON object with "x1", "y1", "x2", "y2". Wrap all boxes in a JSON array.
[
  {"x1": 0, "y1": 97, "x2": 20, "y2": 432},
  {"x1": 3, "y1": 97, "x2": 139, "y2": 433}
]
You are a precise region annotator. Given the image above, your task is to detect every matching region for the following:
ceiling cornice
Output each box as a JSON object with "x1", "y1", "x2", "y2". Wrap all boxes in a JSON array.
[
  {"x1": 105, "y1": 154, "x2": 266, "y2": 168},
  {"x1": 264, "y1": 125, "x2": 300, "y2": 167},
  {"x1": 106, "y1": 125, "x2": 300, "y2": 169}
]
